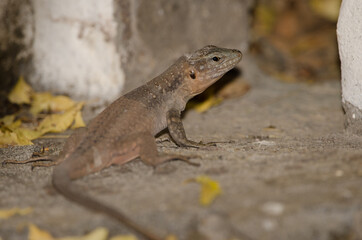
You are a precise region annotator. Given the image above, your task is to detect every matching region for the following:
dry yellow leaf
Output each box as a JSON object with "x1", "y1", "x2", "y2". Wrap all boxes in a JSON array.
[
  {"x1": 0, "y1": 115, "x2": 22, "y2": 131},
  {"x1": 14, "y1": 128, "x2": 43, "y2": 141},
  {"x1": 189, "y1": 175, "x2": 222, "y2": 206},
  {"x1": 58, "y1": 227, "x2": 108, "y2": 240},
  {"x1": 109, "y1": 235, "x2": 138, "y2": 240},
  {"x1": 30, "y1": 92, "x2": 76, "y2": 115},
  {"x1": 1, "y1": 77, "x2": 85, "y2": 147},
  {"x1": 8, "y1": 76, "x2": 33, "y2": 104},
  {"x1": 28, "y1": 224, "x2": 54, "y2": 240},
  {"x1": 0, "y1": 130, "x2": 33, "y2": 147},
  {"x1": 193, "y1": 96, "x2": 223, "y2": 113},
  {"x1": 28, "y1": 225, "x2": 109, "y2": 240},
  {"x1": 309, "y1": 0, "x2": 341, "y2": 21},
  {"x1": 164, "y1": 235, "x2": 178, "y2": 240},
  {"x1": 0, "y1": 117, "x2": 39, "y2": 146},
  {"x1": 0, "y1": 115, "x2": 16, "y2": 126},
  {"x1": 37, "y1": 112, "x2": 74, "y2": 134},
  {"x1": 6, "y1": 119, "x2": 22, "y2": 131},
  {"x1": 0, "y1": 131, "x2": 17, "y2": 146},
  {"x1": 37, "y1": 103, "x2": 84, "y2": 135},
  {"x1": 0, "y1": 104, "x2": 84, "y2": 147},
  {"x1": 0, "y1": 207, "x2": 33, "y2": 219},
  {"x1": 71, "y1": 108, "x2": 86, "y2": 129}
]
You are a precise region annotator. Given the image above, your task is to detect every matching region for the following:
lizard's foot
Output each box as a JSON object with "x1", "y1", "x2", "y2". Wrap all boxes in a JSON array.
[
  {"x1": 175, "y1": 155, "x2": 201, "y2": 167},
  {"x1": 177, "y1": 140, "x2": 217, "y2": 148},
  {"x1": 2, "y1": 156, "x2": 58, "y2": 169},
  {"x1": 145, "y1": 153, "x2": 201, "y2": 167},
  {"x1": 162, "y1": 153, "x2": 201, "y2": 167},
  {"x1": 31, "y1": 161, "x2": 58, "y2": 169}
]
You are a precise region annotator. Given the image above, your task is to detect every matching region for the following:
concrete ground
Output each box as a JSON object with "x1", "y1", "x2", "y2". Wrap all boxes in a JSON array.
[{"x1": 1, "y1": 56, "x2": 361, "y2": 240}]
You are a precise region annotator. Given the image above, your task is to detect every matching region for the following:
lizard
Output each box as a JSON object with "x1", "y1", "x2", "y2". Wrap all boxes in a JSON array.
[{"x1": 4, "y1": 45, "x2": 242, "y2": 240}]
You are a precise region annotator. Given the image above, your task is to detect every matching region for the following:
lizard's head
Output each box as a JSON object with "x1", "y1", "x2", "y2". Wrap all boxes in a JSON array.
[{"x1": 184, "y1": 45, "x2": 242, "y2": 96}]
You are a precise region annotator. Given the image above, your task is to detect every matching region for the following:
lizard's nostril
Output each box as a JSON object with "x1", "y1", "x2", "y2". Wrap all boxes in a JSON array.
[{"x1": 233, "y1": 49, "x2": 242, "y2": 59}]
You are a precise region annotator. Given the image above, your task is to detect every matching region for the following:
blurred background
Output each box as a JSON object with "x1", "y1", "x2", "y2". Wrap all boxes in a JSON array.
[{"x1": 0, "y1": 0, "x2": 341, "y2": 114}]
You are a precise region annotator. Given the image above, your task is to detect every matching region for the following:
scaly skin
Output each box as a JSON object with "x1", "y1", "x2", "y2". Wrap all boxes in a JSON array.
[{"x1": 11, "y1": 46, "x2": 242, "y2": 240}]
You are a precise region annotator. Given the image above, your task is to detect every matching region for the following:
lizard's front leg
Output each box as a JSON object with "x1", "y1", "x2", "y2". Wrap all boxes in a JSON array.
[{"x1": 166, "y1": 109, "x2": 215, "y2": 148}]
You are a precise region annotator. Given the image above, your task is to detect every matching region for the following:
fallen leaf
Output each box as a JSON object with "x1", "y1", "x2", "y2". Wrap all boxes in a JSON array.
[
  {"x1": 309, "y1": 0, "x2": 341, "y2": 21},
  {"x1": 28, "y1": 225, "x2": 109, "y2": 240},
  {"x1": 187, "y1": 175, "x2": 222, "y2": 206},
  {"x1": 164, "y1": 235, "x2": 178, "y2": 240},
  {"x1": 193, "y1": 96, "x2": 223, "y2": 113},
  {"x1": 71, "y1": 108, "x2": 86, "y2": 129},
  {"x1": 37, "y1": 103, "x2": 84, "y2": 135},
  {"x1": 0, "y1": 207, "x2": 33, "y2": 219},
  {"x1": 58, "y1": 227, "x2": 109, "y2": 240},
  {"x1": 0, "y1": 115, "x2": 16, "y2": 126},
  {"x1": 8, "y1": 76, "x2": 33, "y2": 104},
  {"x1": 30, "y1": 93, "x2": 76, "y2": 115},
  {"x1": 1, "y1": 77, "x2": 86, "y2": 147},
  {"x1": 0, "y1": 104, "x2": 84, "y2": 147},
  {"x1": 37, "y1": 112, "x2": 75, "y2": 134},
  {"x1": 0, "y1": 115, "x2": 22, "y2": 132},
  {"x1": 0, "y1": 130, "x2": 33, "y2": 147},
  {"x1": 28, "y1": 224, "x2": 54, "y2": 240},
  {"x1": 14, "y1": 128, "x2": 43, "y2": 141},
  {"x1": 109, "y1": 235, "x2": 138, "y2": 240}
]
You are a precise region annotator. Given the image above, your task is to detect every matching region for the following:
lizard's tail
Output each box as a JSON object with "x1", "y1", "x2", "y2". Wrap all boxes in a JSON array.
[{"x1": 52, "y1": 166, "x2": 164, "y2": 240}]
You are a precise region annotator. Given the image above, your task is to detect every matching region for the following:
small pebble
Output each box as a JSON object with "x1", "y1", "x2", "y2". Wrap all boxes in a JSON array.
[{"x1": 261, "y1": 201, "x2": 285, "y2": 216}]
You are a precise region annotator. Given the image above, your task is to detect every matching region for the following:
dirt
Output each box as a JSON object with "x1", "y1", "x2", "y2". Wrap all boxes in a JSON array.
[{"x1": 1, "y1": 56, "x2": 361, "y2": 240}]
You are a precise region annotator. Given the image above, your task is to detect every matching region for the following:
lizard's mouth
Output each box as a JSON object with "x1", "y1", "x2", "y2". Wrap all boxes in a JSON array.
[{"x1": 206, "y1": 50, "x2": 242, "y2": 80}]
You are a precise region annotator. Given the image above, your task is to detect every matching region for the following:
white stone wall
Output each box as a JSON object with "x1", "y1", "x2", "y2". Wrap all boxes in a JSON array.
[
  {"x1": 337, "y1": 0, "x2": 362, "y2": 133},
  {"x1": 30, "y1": 0, "x2": 124, "y2": 104}
]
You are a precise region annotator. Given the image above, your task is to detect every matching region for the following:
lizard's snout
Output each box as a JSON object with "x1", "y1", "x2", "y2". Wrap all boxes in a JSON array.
[{"x1": 232, "y1": 49, "x2": 243, "y2": 61}]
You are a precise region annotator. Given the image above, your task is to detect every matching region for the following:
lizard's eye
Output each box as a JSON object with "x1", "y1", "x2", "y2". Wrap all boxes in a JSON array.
[
  {"x1": 212, "y1": 56, "x2": 220, "y2": 62},
  {"x1": 189, "y1": 70, "x2": 196, "y2": 79}
]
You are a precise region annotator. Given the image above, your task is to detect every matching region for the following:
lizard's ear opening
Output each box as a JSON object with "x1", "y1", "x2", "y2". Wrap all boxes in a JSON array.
[{"x1": 189, "y1": 70, "x2": 196, "y2": 79}]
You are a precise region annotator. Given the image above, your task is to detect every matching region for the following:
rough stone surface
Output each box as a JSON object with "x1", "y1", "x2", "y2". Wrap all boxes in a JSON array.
[
  {"x1": 343, "y1": 101, "x2": 362, "y2": 135},
  {"x1": 1, "y1": 56, "x2": 361, "y2": 240},
  {"x1": 337, "y1": 0, "x2": 362, "y2": 134}
]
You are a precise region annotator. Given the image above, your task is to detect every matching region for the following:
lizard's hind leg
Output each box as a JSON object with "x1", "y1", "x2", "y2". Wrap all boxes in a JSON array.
[
  {"x1": 136, "y1": 132, "x2": 200, "y2": 167},
  {"x1": 3, "y1": 128, "x2": 87, "y2": 168},
  {"x1": 110, "y1": 132, "x2": 200, "y2": 167}
]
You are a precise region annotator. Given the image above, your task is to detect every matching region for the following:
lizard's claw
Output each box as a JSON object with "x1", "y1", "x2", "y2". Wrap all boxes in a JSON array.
[
  {"x1": 178, "y1": 140, "x2": 217, "y2": 149},
  {"x1": 179, "y1": 157, "x2": 201, "y2": 167},
  {"x1": 198, "y1": 141, "x2": 217, "y2": 147}
]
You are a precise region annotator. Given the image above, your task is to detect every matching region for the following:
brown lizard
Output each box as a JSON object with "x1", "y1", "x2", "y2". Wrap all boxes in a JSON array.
[{"x1": 5, "y1": 45, "x2": 242, "y2": 240}]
